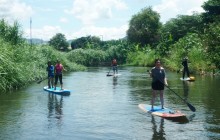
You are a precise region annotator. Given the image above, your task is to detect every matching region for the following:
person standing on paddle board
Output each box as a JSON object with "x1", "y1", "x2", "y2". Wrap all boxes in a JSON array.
[
  {"x1": 112, "y1": 58, "x2": 118, "y2": 74},
  {"x1": 47, "y1": 61, "x2": 54, "y2": 89},
  {"x1": 182, "y1": 56, "x2": 190, "y2": 79},
  {"x1": 150, "y1": 59, "x2": 168, "y2": 110},
  {"x1": 54, "y1": 60, "x2": 65, "y2": 90}
]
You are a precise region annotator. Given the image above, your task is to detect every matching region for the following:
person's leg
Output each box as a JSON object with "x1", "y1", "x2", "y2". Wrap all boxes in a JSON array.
[
  {"x1": 54, "y1": 75, "x2": 58, "y2": 90},
  {"x1": 182, "y1": 68, "x2": 186, "y2": 79},
  {"x1": 159, "y1": 90, "x2": 164, "y2": 109},
  {"x1": 151, "y1": 90, "x2": 157, "y2": 110},
  {"x1": 51, "y1": 77, "x2": 54, "y2": 88},
  {"x1": 113, "y1": 66, "x2": 116, "y2": 74},
  {"x1": 59, "y1": 75, "x2": 63, "y2": 90},
  {"x1": 48, "y1": 77, "x2": 51, "y2": 88}
]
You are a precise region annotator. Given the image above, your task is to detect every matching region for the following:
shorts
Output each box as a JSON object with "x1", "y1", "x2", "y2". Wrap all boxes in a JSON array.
[
  {"x1": 48, "y1": 74, "x2": 54, "y2": 78},
  {"x1": 152, "y1": 80, "x2": 164, "y2": 90}
]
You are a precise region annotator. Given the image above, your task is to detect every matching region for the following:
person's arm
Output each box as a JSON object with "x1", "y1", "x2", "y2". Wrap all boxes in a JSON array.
[
  {"x1": 164, "y1": 78, "x2": 168, "y2": 86},
  {"x1": 62, "y1": 64, "x2": 67, "y2": 72},
  {"x1": 164, "y1": 69, "x2": 168, "y2": 86}
]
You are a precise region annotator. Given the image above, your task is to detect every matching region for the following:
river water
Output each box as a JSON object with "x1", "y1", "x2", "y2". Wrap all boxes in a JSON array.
[{"x1": 0, "y1": 67, "x2": 219, "y2": 140}]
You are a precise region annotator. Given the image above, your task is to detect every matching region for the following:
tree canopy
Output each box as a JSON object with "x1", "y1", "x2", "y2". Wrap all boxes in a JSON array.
[
  {"x1": 127, "y1": 7, "x2": 162, "y2": 47},
  {"x1": 49, "y1": 33, "x2": 69, "y2": 51}
]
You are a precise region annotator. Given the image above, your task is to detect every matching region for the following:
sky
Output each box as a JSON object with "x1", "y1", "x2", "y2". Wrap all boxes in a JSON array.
[{"x1": 0, "y1": 0, "x2": 208, "y2": 41}]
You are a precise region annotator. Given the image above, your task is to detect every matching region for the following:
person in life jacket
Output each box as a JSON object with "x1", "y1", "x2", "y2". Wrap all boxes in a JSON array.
[
  {"x1": 54, "y1": 60, "x2": 66, "y2": 90},
  {"x1": 182, "y1": 56, "x2": 190, "y2": 79},
  {"x1": 46, "y1": 61, "x2": 54, "y2": 89},
  {"x1": 112, "y1": 58, "x2": 118, "y2": 74}
]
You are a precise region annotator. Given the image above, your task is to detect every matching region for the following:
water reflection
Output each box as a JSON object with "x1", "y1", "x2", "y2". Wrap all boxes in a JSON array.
[
  {"x1": 47, "y1": 94, "x2": 63, "y2": 125},
  {"x1": 182, "y1": 81, "x2": 189, "y2": 101},
  {"x1": 151, "y1": 116, "x2": 165, "y2": 140},
  {"x1": 113, "y1": 76, "x2": 118, "y2": 88}
]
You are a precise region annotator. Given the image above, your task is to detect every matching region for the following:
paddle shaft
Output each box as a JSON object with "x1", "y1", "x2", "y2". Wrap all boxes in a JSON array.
[
  {"x1": 107, "y1": 67, "x2": 112, "y2": 75},
  {"x1": 150, "y1": 71, "x2": 196, "y2": 112},
  {"x1": 37, "y1": 77, "x2": 47, "y2": 84}
]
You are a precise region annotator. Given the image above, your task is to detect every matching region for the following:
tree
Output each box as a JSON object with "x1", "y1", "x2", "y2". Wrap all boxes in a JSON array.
[
  {"x1": 71, "y1": 36, "x2": 101, "y2": 50},
  {"x1": 127, "y1": 7, "x2": 162, "y2": 47},
  {"x1": 49, "y1": 33, "x2": 69, "y2": 51},
  {"x1": 162, "y1": 14, "x2": 203, "y2": 42},
  {"x1": 0, "y1": 19, "x2": 24, "y2": 45},
  {"x1": 202, "y1": 0, "x2": 220, "y2": 23},
  {"x1": 203, "y1": 22, "x2": 220, "y2": 69}
]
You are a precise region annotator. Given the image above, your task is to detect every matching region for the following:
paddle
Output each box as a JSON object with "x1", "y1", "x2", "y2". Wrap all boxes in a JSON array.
[
  {"x1": 37, "y1": 77, "x2": 47, "y2": 84},
  {"x1": 163, "y1": 83, "x2": 196, "y2": 112},
  {"x1": 106, "y1": 67, "x2": 112, "y2": 76},
  {"x1": 150, "y1": 70, "x2": 196, "y2": 112}
]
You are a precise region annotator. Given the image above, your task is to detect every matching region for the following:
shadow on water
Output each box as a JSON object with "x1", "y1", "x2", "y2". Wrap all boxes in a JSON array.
[{"x1": 47, "y1": 93, "x2": 63, "y2": 127}]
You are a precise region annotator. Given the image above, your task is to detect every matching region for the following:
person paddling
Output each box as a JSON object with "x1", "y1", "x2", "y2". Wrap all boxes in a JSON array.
[
  {"x1": 150, "y1": 59, "x2": 168, "y2": 110},
  {"x1": 54, "y1": 60, "x2": 66, "y2": 90},
  {"x1": 112, "y1": 58, "x2": 118, "y2": 74},
  {"x1": 46, "y1": 61, "x2": 54, "y2": 89},
  {"x1": 182, "y1": 56, "x2": 190, "y2": 79}
]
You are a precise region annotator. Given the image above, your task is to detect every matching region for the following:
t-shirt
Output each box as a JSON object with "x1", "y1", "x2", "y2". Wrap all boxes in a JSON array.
[
  {"x1": 47, "y1": 65, "x2": 54, "y2": 76},
  {"x1": 151, "y1": 67, "x2": 166, "y2": 83}
]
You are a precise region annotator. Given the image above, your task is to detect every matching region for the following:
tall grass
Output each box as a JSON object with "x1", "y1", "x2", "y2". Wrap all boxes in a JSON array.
[
  {"x1": 165, "y1": 33, "x2": 208, "y2": 73},
  {"x1": 126, "y1": 47, "x2": 157, "y2": 66},
  {"x1": 66, "y1": 48, "x2": 108, "y2": 66},
  {"x1": 0, "y1": 39, "x2": 85, "y2": 92}
]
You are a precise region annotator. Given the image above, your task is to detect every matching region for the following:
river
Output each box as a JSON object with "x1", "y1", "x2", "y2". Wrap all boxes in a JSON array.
[{"x1": 0, "y1": 67, "x2": 219, "y2": 140}]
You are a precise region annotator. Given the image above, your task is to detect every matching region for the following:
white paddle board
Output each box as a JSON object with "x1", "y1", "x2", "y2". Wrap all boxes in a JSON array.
[{"x1": 180, "y1": 76, "x2": 195, "y2": 81}]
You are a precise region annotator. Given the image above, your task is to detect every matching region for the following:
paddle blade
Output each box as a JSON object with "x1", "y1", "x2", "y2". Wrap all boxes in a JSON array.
[
  {"x1": 187, "y1": 102, "x2": 196, "y2": 112},
  {"x1": 37, "y1": 77, "x2": 47, "y2": 84},
  {"x1": 37, "y1": 80, "x2": 43, "y2": 84}
]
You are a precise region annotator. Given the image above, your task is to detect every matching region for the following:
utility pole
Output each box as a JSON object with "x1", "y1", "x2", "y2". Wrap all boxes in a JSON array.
[{"x1": 30, "y1": 17, "x2": 32, "y2": 46}]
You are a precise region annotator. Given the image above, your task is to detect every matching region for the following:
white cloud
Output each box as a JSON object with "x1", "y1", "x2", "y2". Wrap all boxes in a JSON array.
[
  {"x1": 65, "y1": 0, "x2": 128, "y2": 25},
  {"x1": 68, "y1": 24, "x2": 128, "y2": 40},
  {"x1": 25, "y1": 25, "x2": 62, "y2": 41},
  {"x1": 153, "y1": 0, "x2": 208, "y2": 23},
  {"x1": 0, "y1": 0, "x2": 33, "y2": 22}
]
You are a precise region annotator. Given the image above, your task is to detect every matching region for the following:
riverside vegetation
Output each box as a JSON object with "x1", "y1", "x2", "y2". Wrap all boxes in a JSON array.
[{"x1": 0, "y1": 0, "x2": 219, "y2": 92}]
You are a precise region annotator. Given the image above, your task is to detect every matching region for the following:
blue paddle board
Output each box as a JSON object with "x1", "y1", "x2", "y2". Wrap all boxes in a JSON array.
[
  {"x1": 43, "y1": 86, "x2": 71, "y2": 96},
  {"x1": 138, "y1": 104, "x2": 186, "y2": 119}
]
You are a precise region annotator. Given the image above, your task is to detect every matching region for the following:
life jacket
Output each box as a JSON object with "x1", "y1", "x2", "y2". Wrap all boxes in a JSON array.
[
  {"x1": 112, "y1": 59, "x2": 117, "y2": 66},
  {"x1": 55, "y1": 64, "x2": 63, "y2": 75}
]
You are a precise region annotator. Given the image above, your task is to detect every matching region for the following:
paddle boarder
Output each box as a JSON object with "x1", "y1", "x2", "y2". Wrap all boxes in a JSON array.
[
  {"x1": 46, "y1": 61, "x2": 54, "y2": 89},
  {"x1": 112, "y1": 58, "x2": 118, "y2": 74},
  {"x1": 54, "y1": 60, "x2": 66, "y2": 90},
  {"x1": 150, "y1": 59, "x2": 168, "y2": 110},
  {"x1": 182, "y1": 56, "x2": 190, "y2": 79}
]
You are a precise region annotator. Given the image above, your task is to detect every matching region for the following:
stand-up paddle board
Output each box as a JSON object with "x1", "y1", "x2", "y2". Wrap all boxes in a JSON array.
[
  {"x1": 180, "y1": 76, "x2": 195, "y2": 81},
  {"x1": 106, "y1": 73, "x2": 121, "y2": 77},
  {"x1": 43, "y1": 86, "x2": 71, "y2": 96},
  {"x1": 138, "y1": 104, "x2": 186, "y2": 119}
]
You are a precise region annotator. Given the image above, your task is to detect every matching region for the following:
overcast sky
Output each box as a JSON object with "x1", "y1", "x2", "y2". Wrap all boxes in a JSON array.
[{"x1": 0, "y1": 0, "x2": 208, "y2": 41}]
